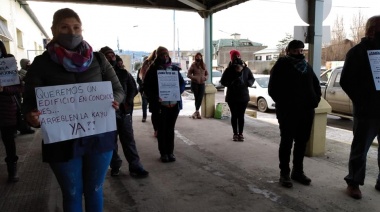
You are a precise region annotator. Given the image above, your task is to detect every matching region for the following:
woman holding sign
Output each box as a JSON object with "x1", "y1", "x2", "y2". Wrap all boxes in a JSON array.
[
  {"x1": 22, "y1": 8, "x2": 124, "y2": 212},
  {"x1": 144, "y1": 46, "x2": 185, "y2": 163},
  {"x1": 0, "y1": 40, "x2": 23, "y2": 183}
]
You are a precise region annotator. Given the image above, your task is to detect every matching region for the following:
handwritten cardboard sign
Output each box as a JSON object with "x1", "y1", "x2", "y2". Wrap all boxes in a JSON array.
[
  {"x1": 36, "y1": 81, "x2": 116, "y2": 144},
  {"x1": 0, "y1": 57, "x2": 20, "y2": 86},
  {"x1": 157, "y1": 70, "x2": 180, "y2": 101}
]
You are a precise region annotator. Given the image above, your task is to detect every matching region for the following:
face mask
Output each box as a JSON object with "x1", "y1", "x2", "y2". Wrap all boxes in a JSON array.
[
  {"x1": 195, "y1": 58, "x2": 201, "y2": 62},
  {"x1": 56, "y1": 33, "x2": 83, "y2": 50},
  {"x1": 233, "y1": 58, "x2": 243, "y2": 65},
  {"x1": 289, "y1": 54, "x2": 305, "y2": 60},
  {"x1": 109, "y1": 60, "x2": 116, "y2": 67}
]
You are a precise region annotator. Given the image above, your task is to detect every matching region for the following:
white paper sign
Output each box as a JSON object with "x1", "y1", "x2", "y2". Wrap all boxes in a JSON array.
[
  {"x1": 0, "y1": 57, "x2": 20, "y2": 86},
  {"x1": 157, "y1": 70, "x2": 180, "y2": 101},
  {"x1": 35, "y1": 81, "x2": 116, "y2": 144},
  {"x1": 368, "y1": 50, "x2": 380, "y2": 90}
]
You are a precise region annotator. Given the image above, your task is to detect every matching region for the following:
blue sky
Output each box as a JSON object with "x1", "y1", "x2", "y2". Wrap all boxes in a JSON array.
[{"x1": 28, "y1": 0, "x2": 380, "y2": 52}]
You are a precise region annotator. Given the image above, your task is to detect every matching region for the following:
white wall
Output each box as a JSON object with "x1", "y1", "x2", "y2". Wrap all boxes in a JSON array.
[{"x1": 0, "y1": 0, "x2": 47, "y2": 65}]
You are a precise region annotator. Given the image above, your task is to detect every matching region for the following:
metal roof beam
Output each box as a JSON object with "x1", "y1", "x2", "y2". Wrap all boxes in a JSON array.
[{"x1": 177, "y1": 0, "x2": 206, "y2": 11}]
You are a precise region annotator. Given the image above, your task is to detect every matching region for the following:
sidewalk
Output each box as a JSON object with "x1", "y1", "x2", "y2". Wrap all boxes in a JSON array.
[{"x1": 1, "y1": 95, "x2": 380, "y2": 211}]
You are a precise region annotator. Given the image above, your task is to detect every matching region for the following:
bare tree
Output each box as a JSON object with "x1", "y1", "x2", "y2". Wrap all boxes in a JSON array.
[
  {"x1": 350, "y1": 11, "x2": 366, "y2": 44},
  {"x1": 276, "y1": 33, "x2": 293, "y2": 57},
  {"x1": 326, "y1": 15, "x2": 348, "y2": 61}
]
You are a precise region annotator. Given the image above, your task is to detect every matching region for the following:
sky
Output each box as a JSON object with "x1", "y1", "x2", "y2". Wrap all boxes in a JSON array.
[{"x1": 28, "y1": 0, "x2": 380, "y2": 53}]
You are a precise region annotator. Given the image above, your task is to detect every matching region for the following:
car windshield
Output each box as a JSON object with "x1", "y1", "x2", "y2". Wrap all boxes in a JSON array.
[
  {"x1": 212, "y1": 71, "x2": 222, "y2": 77},
  {"x1": 255, "y1": 77, "x2": 269, "y2": 88}
]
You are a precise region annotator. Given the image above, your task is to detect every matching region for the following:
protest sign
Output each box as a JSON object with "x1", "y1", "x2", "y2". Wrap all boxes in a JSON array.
[
  {"x1": 157, "y1": 70, "x2": 180, "y2": 101},
  {"x1": 0, "y1": 57, "x2": 20, "y2": 86},
  {"x1": 35, "y1": 81, "x2": 116, "y2": 144}
]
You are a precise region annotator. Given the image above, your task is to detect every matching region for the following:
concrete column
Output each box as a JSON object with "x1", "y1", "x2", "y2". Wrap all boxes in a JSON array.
[
  {"x1": 201, "y1": 84, "x2": 217, "y2": 118},
  {"x1": 305, "y1": 98, "x2": 332, "y2": 157}
]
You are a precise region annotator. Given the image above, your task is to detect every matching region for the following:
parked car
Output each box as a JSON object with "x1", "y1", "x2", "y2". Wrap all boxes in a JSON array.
[
  {"x1": 212, "y1": 71, "x2": 224, "y2": 90},
  {"x1": 248, "y1": 74, "x2": 275, "y2": 112},
  {"x1": 180, "y1": 71, "x2": 191, "y2": 89},
  {"x1": 320, "y1": 66, "x2": 353, "y2": 118}
]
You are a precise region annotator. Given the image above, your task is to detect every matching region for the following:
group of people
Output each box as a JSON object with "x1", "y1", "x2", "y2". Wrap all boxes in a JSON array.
[{"x1": 1, "y1": 6, "x2": 380, "y2": 211}]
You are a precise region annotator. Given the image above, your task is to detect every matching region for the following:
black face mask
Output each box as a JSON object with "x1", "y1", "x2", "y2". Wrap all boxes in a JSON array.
[
  {"x1": 108, "y1": 60, "x2": 116, "y2": 67},
  {"x1": 289, "y1": 54, "x2": 305, "y2": 60},
  {"x1": 233, "y1": 58, "x2": 243, "y2": 65},
  {"x1": 195, "y1": 59, "x2": 201, "y2": 62}
]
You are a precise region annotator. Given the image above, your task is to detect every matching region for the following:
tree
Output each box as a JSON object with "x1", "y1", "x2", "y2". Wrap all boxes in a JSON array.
[
  {"x1": 350, "y1": 11, "x2": 366, "y2": 45},
  {"x1": 325, "y1": 15, "x2": 348, "y2": 61},
  {"x1": 276, "y1": 33, "x2": 293, "y2": 57}
]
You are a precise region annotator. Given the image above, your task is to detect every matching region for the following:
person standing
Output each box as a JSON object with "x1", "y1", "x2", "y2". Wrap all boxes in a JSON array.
[
  {"x1": 144, "y1": 46, "x2": 185, "y2": 163},
  {"x1": 99, "y1": 46, "x2": 149, "y2": 178},
  {"x1": 268, "y1": 40, "x2": 321, "y2": 188},
  {"x1": 187, "y1": 52, "x2": 208, "y2": 119},
  {"x1": 137, "y1": 56, "x2": 149, "y2": 123},
  {"x1": 220, "y1": 50, "x2": 254, "y2": 142},
  {"x1": 0, "y1": 40, "x2": 23, "y2": 182},
  {"x1": 16, "y1": 58, "x2": 35, "y2": 135},
  {"x1": 340, "y1": 15, "x2": 380, "y2": 199},
  {"x1": 23, "y1": 8, "x2": 124, "y2": 211}
]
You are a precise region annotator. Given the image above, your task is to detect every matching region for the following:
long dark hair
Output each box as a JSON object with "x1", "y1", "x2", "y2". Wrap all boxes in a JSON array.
[
  {"x1": 0, "y1": 40, "x2": 7, "y2": 57},
  {"x1": 194, "y1": 52, "x2": 206, "y2": 70}
]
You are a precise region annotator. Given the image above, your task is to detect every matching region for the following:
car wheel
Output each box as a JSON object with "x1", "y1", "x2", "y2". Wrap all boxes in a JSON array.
[{"x1": 257, "y1": 98, "x2": 268, "y2": 112}]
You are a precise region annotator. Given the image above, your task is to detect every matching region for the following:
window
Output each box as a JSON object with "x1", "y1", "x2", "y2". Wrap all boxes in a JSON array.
[
  {"x1": 255, "y1": 56, "x2": 262, "y2": 61},
  {"x1": 16, "y1": 29, "x2": 23, "y2": 48},
  {"x1": 0, "y1": 18, "x2": 13, "y2": 41},
  {"x1": 266, "y1": 55, "x2": 272, "y2": 60},
  {"x1": 333, "y1": 72, "x2": 341, "y2": 87}
]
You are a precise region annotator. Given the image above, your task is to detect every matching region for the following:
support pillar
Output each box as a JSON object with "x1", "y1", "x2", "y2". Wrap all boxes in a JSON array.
[
  {"x1": 305, "y1": 98, "x2": 332, "y2": 157},
  {"x1": 201, "y1": 84, "x2": 217, "y2": 118}
]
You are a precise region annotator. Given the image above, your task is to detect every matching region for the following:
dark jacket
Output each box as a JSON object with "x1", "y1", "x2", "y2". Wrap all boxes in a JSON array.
[
  {"x1": 268, "y1": 56, "x2": 321, "y2": 111},
  {"x1": 136, "y1": 68, "x2": 144, "y2": 94},
  {"x1": 221, "y1": 63, "x2": 255, "y2": 102},
  {"x1": 23, "y1": 51, "x2": 124, "y2": 162},
  {"x1": 114, "y1": 66, "x2": 138, "y2": 115},
  {"x1": 0, "y1": 54, "x2": 23, "y2": 127},
  {"x1": 340, "y1": 37, "x2": 380, "y2": 118},
  {"x1": 144, "y1": 62, "x2": 185, "y2": 113}
]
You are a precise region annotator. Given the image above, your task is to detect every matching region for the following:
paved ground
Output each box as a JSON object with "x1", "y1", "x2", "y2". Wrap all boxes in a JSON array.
[{"x1": 0, "y1": 93, "x2": 380, "y2": 212}]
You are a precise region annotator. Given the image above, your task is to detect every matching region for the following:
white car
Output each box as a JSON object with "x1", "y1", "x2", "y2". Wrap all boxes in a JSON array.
[
  {"x1": 248, "y1": 74, "x2": 275, "y2": 112},
  {"x1": 212, "y1": 71, "x2": 224, "y2": 90}
]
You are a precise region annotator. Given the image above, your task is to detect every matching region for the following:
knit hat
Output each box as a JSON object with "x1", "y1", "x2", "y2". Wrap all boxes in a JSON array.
[
  {"x1": 287, "y1": 40, "x2": 305, "y2": 50},
  {"x1": 230, "y1": 50, "x2": 240, "y2": 61},
  {"x1": 52, "y1": 8, "x2": 81, "y2": 28},
  {"x1": 20, "y1": 59, "x2": 30, "y2": 69},
  {"x1": 99, "y1": 46, "x2": 115, "y2": 56},
  {"x1": 156, "y1": 46, "x2": 169, "y2": 57}
]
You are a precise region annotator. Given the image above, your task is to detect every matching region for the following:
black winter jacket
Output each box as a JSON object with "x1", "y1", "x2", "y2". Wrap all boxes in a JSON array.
[
  {"x1": 268, "y1": 56, "x2": 321, "y2": 111},
  {"x1": 23, "y1": 51, "x2": 124, "y2": 162},
  {"x1": 114, "y1": 66, "x2": 138, "y2": 115},
  {"x1": 220, "y1": 63, "x2": 255, "y2": 102},
  {"x1": 340, "y1": 37, "x2": 380, "y2": 118}
]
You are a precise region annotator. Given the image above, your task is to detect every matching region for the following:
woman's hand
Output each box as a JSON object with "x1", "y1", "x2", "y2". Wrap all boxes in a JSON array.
[
  {"x1": 26, "y1": 109, "x2": 41, "y2": 127},
  {"x1": 112, "y1": 101, "x2": 120, "y2": 110}
]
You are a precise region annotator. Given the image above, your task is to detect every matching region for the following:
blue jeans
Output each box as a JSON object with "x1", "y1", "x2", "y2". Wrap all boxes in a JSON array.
[
  {"x1": 110, "y1": 114, "x2": 143, "y2": 171},
  {"x1": 344, "y1": 117, "x2": 380, "y2": 186},
  {"x1": 49, "y1": 151, "x2": 112, "y2": 212}
]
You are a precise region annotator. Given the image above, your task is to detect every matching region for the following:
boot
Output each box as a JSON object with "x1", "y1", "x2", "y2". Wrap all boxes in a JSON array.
[
  {"x1": 192, "y1": 111, "x2": 197, "y2": 119},
  {"x1": 7, "y1": 162, "x2": 19, "y2": 183}
]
